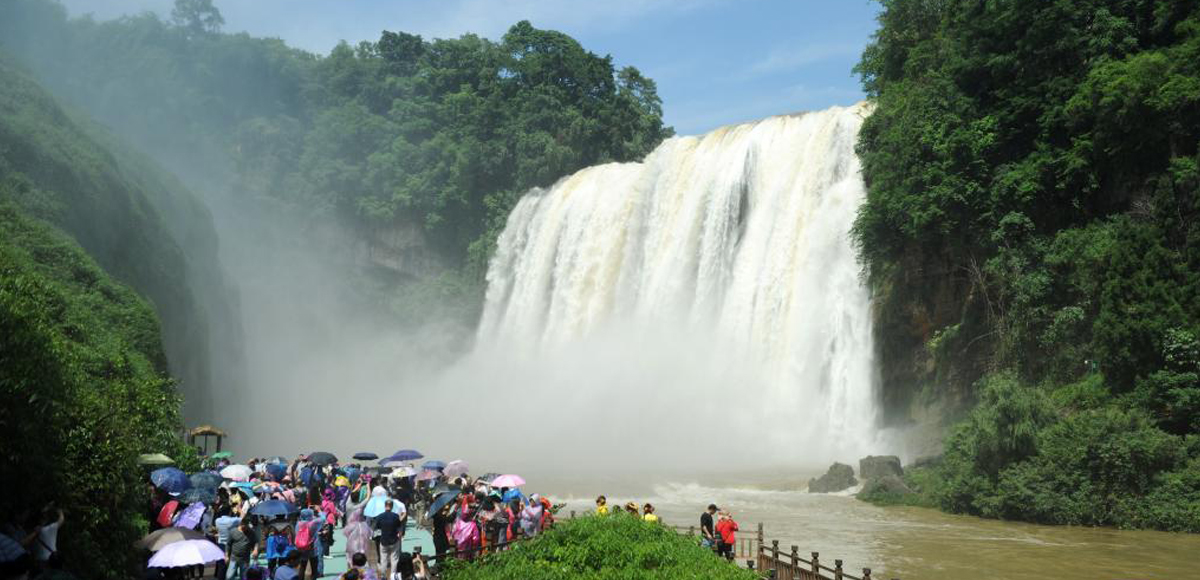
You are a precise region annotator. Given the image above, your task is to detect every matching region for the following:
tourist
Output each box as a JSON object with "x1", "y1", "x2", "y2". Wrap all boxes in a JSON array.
[
  {"x1": 274, "y1": 553, "x2": 301, "y2": 580},
  {"x1": 226, "y1": 519, "x2": 258, "y2": 580},
  {"x1": 264, "y1": 525, "x2": 294, "y2": 575},
  {"x1": 431, "y1": 504, "x2": 452, "y2": 557},
  {"x1": 519, "y1": 495, "x2": 543, "y2": 538},
  {"x1": 374, "y1": 500, "x2": 403, "y2": 580},
  {"x1": 594, "y1": 495, "x2": 608, "y2": 516},
  {"x1": 294, "y1": 508, "x2": 320, "y2": 580},
  {"x1": 346, "y1": 552, "x2": 377, "y2": 580},
  {"x1": 642, "y1": 503, "x2": 659, "y2": 523},
  {"x1": 213, "y1": 507, "x2": 240, "y2": 579},
  {"x1": 30, "y1": 504, "x2": 63, "y2": 567},
  {"x1": 451, "y1": 506, "x2": 481, "y2": 559},
  {"x1": 700, "y1": 504, "x2": 717, "y2": 550},
  {"x1": 343, "y1": 499, "x2": 372, "y2": 566},
  {"x1": 320, "y1": 488, "x2": 340, "y2": 557},
  {"x1": 624, "y1": 501, "x2": 639, "y2": 516},
  {"x1": 716, "y1": 511, "x2": 739, "y2": 561}
]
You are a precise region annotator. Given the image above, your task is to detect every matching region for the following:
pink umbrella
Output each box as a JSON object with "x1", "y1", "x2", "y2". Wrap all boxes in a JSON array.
[
  {"x1": 415, "y1": 469, "x2": 440, "y2": 482},
  {"x1": 490, "y1": 474, "x2": 525, "y2": 488},
  {"x1": 444, "y1": 460, "x2": 470, "y2": 478},
  {"x1": 147, "y1": 539, "x2": 225, "y2": 568}
]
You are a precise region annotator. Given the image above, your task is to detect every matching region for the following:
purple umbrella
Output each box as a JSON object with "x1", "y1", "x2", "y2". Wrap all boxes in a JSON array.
[
  {"x1": 174, "y1": 502, "x2": 206, "y2": 530},
  {"x1": 444, "y1": 460, "x2": 470, "y2": 478},
  {"x1": 147, "y1": 539, "x2": 225, "y2": 568}
]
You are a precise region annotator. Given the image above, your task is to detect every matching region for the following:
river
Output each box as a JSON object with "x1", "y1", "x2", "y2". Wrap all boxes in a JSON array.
[{"x1": 526, "y1": 469, "x2": 1199, "y2": 580}]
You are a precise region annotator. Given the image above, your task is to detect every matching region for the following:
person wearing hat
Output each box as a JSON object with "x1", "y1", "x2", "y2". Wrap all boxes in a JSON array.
[{"x1": 624, "y1": 502, "x2": 639, "y2": 516}]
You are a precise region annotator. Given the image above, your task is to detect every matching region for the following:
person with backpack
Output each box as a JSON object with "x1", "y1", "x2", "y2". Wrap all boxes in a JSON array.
[
  {"x1": 264, "y1": 525, "x2": 295, "y2": 576},
  {"x1": 294, "y1": 509, "x2": 320, "y2": 580}
]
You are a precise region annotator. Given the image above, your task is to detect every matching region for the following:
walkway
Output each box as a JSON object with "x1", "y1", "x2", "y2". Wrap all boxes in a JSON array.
[{"x1": 321, "y1": 518, "x2": 434, "y2": 577}]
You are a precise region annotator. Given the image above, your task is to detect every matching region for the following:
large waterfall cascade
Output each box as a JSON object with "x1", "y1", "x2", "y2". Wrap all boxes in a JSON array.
[{"x1": 479, "y1": 103, "x2": 878, "y2": 462}]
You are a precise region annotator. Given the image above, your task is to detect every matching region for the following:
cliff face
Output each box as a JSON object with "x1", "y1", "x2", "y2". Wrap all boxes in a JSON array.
[{"x1": 0, "y1": 57, "x2": 244, "y2": 422}]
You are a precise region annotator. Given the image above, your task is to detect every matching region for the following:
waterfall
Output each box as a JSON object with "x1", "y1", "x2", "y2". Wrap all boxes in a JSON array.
[{"x1": 478, "y1": 103, "x2": 877, "y2": 465}]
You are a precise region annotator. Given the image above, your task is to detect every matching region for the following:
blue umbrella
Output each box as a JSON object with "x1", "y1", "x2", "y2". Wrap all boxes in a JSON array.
[
  {"x1": 502, "y1": 488, "x2": 525, "y2": 504},
  {"x1": 353, "y1": 452, "x2": 378, "y2": 461},
  {"x1": 264, "y1": 463, "x2": 286, "y2": 481},
  {"x1": 188, "y1": 472, "x2": 223, "y2": 490},
  {"x1": 387, "y1": 449, "x2": 424, "y2": 462},
  {"x1": 426, "y1": 490, "x2": 460, "y2": 518},
  {"x1": 249, "y1": 499, "x2": 298, "y2": 518},
  {"x1": 151, "y1": 467, "x2": 191, "y2": 494},
  {"x1": 420, "y1": 460, "x2": 446, "y2": 471}
]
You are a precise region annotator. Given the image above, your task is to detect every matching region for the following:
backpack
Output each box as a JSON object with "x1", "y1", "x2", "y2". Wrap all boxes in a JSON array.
[{"x1": 295, "y1": 521, "x2": 316, "y2": 551}]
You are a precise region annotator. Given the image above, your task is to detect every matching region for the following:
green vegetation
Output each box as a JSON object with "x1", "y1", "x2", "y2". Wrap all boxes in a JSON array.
[
  {"x1": 442, "y1": 515, "x2": 756, "y2": 580},
  {"x1": 0, "y1": 53, "x2": 241, "y2": 419},
  {"x1": 0, "y1": 205, "x2": 198, "y2": 580},
  {"x1": 854, "y1": 0, "x2": 1200, "y2": 530},
  {"x1": 0, "y1": 0, "x2": 672, "y2": 318}
]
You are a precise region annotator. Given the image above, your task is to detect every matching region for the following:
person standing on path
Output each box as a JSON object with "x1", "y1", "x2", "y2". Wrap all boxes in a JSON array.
[
  {"x1": 213, "y1": 508, "x2": 241, "y2": 580},
  {"x1": 374, "y1": 500, "x2": 403, "y2": 580},
  {"x1": 225, "y1": 519, "x2": 259, "y2": 580},
  {"x1": 715, "y1": 511, "x2": 739, "y2": 562},
  {"x1": 700, "y1": 504, "x2": 717, "y2": 550}
]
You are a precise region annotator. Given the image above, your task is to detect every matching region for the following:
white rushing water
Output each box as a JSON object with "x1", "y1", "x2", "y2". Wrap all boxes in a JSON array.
[{"x1": 477, "y1": 103, "x2": 878, "y2": 465}]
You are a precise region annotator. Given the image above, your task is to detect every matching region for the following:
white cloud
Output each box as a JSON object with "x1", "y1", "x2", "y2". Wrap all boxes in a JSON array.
[{"x1": 745, "y1": 41, "x2": 861, "y2": 77}]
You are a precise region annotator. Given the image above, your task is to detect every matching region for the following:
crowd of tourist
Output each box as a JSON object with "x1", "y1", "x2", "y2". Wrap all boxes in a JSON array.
[{"x1": 1, "y1": 451, "x2": 744, "y2": 580}]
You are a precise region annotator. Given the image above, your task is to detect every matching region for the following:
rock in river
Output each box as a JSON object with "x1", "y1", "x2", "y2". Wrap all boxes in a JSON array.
[{"x1": 808, "y1": 462, "x2": 858, "y2": 493}]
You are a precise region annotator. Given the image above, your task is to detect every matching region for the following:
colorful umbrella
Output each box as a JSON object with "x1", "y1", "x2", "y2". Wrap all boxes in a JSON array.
[
  {"x1": 421, "y1": 460, "x2": 446, "y2": 471},
  {"x1": 389, "y1": 466, "x2": 417, "y2": 478},
  {"x1": 352, "y1": 452, "x2": 378, "y2": 461},
  {"x1": 444, "y1": 460, "x2": 470, "y2": 478},
  {"x1": 490, "y1": 474, "x2": 525, "y2": 488},
  {"x1": 220, "y1": 464, "x2": 252, "y2": 481},
  {"x1": 138, "y1": 453, "x2": 175, "y2": 466},
  {"x1": 134, "y1": 527, "x2": 207, "y2": 552},
  {"x1": 151, "y1": 467, "x2": 191, "y2": 494},
  {"x1": 147, "y1": 539, "x2": 225, "y2": 568},
  {"x1": 173, "y1": 502, "x2": 206, "y2": 530}
]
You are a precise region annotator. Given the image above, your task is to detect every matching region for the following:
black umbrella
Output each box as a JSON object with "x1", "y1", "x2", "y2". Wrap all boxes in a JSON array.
[
  {"x1": 427, "y1": 490, "x2": 461, "y2": 518},
  {"x1": 188, "y1": 472, "x2": 223, "y2": 489},
  {"x1": 308, "y1": 452, "x2": 337, "y2": 466},
  {"x1": 249, "y1": 499, "x2": 298, "y2": 518},
  {"x1": 352, "y1": 452, "x2": 378, "y2": 461}
]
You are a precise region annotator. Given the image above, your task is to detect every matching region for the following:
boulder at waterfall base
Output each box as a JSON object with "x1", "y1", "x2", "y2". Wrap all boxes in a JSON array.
[
  {"x1": 808, "y1": 462, "x2": 858, "y2": 493},
  {"x1": 859, "y1": 455, "x2": 903, "y2": 480}
]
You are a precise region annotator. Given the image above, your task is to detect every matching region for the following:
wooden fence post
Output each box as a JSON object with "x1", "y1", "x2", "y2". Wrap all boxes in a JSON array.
[
  {"x1": 790, "y1": 545, "x2": 798, "y2": 572},
  {"x1": 834, "y1": 559, "x2": 843, "y2": 580},
  {"x1": 811, "y1": 552, "x2": 820, "y2": 576}
]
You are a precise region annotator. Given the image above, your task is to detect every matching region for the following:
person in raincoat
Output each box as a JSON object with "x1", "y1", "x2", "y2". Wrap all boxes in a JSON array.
[
  {"x1": 519, "y1": 495, "x2": 543, "y2": 538},
  {"x1": 320, "y1": 489, "x2": 340, "y2": 557},
  {"x1": 451, "y1": 506, "x2": 480, "y2": 560},
  {"x1": 343, "y1": 499, "x2": 373, "y2": 569}
]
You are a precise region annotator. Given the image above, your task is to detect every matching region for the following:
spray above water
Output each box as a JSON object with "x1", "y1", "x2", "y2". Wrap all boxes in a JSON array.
[{"x1": 473, "y1": 103, "x2": 878, "y2": 470}]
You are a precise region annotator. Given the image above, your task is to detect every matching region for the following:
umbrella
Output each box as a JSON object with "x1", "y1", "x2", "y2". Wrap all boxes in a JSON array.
[
  {"x1": 365, "y1": 466, "x2": 392, "y2": 476},
  {"x1": 479, "y1": 473, "x2": 501, "y2": 483},
  {"x1": 188, "y1": 472, "x2": 223, "y2": 489},
  {"x1": 308, "y1": 452, "x2": 337, "y2": 466},
  {"x1": 147, "y1": 539, "x2": 225, "y2": 568},
  {"x1": 352, "y1": 452, "x2": 378, "y2": 461},
  {"x1": 415, "y1": 469, "x2": 440, "y2": 482},
  {"x1": 264, "y1": 463, "x2": 286, "y2": 481},
  {"x1": 502, "y1": 488, "x2": 525, "y2": 503},
  {"x1": 427, "y1": 490, "x2": 460, "y2": 518},
  {"x1": 210, "y1": 451, "x2": 233, "y2": 460},
  {"x1": 387, "y1": 449, "x2": 423, "y2": 461},
  {"x1": 431, "y1": 482, "x2": 455, "y2": 495},
  {"x1": 249, "y1": 499, "x2": 298, "y2": 518},
  {"x1": 444, "y1": 460, "x2": 469, "y2": 478},
  {"x1": 174, "y1": 502, "x2": 206, "y2": 530},
  {"x1": 390, "y1": 465, "x2": 417, "y2": 478},
  {"x1": 364, "y1": 495, "x2": 397, "y2": 518},
  {"x1": 265, "y1": 456, "x2": 288, "y2": 465},
  {"x1": 381, "y1": 459, "x2": 412, "y2": 468},
  {"x1": 342, "y1": 467, "x2": 362, "y2": 482},
  {"x1": 179, "y1": 488, "x2": 217, "y2": 505},
  {"x1": 139, "y1": 453, "x2": 174, "y2": 466},
  {"x1": 220, "y1": 464, "x2": 252, "y2": 481},
  {"x1": 491, "y1": 474, "x2": 525, "y2": 488},
  {"x1": 0, "y1": 533, "x2": 26, "y2": 563},
  {"x1": 135, "y1": 527, "x2": 207, "y2": 552},
  {"x1": 151, "y1": 467, "x2": 191, "y2": 494},
  {"x1": 421, "y1": 460, "x2": 446, "y2": 471}
]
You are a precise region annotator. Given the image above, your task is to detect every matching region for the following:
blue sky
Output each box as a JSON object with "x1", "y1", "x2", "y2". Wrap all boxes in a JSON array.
[{"x1": 60, "y1": 0, "x2": 881, "y2": 136}]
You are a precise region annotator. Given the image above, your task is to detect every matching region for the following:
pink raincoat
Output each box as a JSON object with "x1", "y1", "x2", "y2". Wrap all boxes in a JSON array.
[
  {"x1": 452, "y1": 512, "x2": 480, "y2": 558},
  {"x1": 343, "y1": 504, "x2": 371, "y2": 558}
]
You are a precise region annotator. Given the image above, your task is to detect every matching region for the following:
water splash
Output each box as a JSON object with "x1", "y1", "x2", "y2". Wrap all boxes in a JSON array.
[{"x1": 478, "y1": 103, "x2": 877, "y2": 466}]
